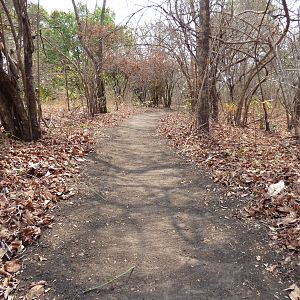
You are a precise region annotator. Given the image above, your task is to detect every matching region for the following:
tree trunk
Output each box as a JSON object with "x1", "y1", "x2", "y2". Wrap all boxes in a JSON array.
[
  {"x1": 22, "y1": 0, "x2": 41, "y2": 140},
  {"x1": 63, "y1": 63, "x2": 70, "y2": 110},
  {"x1": 95, "y1": 0, "x2": 107, "y2": 114},
  {"x1": 0, "y1": 0, "x2": 41, "y2": 141},
  {"x1": 211, "y1": 74, "x2": 219, "y2": 121},
  {"x1": 0, "y1": 70, "x2": 32, "y2": 140},
  {"x1": 196, "y1": 0, "x2": 210, "y2": 132},
  {"x1": 293, "y1": 76, "x2": 300, "y2": 140},
  {"x1": 95, "y1": 72, "x2": 107, "y2": 113}
]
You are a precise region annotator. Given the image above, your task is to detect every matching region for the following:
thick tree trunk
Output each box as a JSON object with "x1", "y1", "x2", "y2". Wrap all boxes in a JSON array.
[
  {"x1": 196, "y1": 0, "x2": 210, "y2": 132},
  {"x1": 0, "y1": 70, "x2": 32, "y2": 140},
  {"x1": 0, "y1": 0, "x2": 41, "y2": 141},
  {"x1": 22, "y1": 0, "x2": 41, "y2": 140}
]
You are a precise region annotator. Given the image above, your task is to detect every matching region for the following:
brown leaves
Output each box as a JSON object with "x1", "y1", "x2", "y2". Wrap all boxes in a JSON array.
[
  {"x1": 159, "y1": 112, "x2": 300, "y2": 254},
  {"x1": 26, "y1": 282, "x2": 46, "y2": 300},
  {"x1": 21, "y1": 226, "x2": 41, "y2": 245},
  {"x1": 285, "y1": 284, "x2": 300, "y2": 300},
  {"x1": 4, "y1": 261, "x2": 21, "y2": 273},
  {"x1": 0, "y1": 105, "x2": 134, "y2": 299}
]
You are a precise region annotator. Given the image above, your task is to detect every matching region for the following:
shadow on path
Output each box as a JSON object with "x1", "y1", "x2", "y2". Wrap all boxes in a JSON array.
[{"x1": 19, "y1": 112, "x2": 287, "y2": 300}]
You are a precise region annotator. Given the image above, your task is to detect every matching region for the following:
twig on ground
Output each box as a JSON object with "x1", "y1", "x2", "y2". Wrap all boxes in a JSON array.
[
  {"x1": 80, "y1": 179, "x2": 107, "y2": 202},
  {"x1": 82, "y1": 266, "x2": 136, "y2": 295}
]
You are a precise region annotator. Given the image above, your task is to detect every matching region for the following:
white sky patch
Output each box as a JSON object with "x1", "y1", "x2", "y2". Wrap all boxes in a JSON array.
[{"x1": 30, "y1": 0, "x2": 160, "y2": 25}]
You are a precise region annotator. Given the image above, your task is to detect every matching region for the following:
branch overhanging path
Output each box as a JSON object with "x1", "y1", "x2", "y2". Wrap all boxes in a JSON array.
[{"x1": 19, "y1": 112, "x2": 288, "y2": 299}]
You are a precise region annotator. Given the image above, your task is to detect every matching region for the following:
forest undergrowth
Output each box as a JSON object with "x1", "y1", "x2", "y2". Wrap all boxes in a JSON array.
[{"x1": 159, "y1": 111, "x2": 300, "y2": 270}]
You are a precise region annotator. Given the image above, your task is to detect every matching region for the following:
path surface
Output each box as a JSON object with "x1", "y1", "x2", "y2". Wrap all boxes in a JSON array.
[{"x1": 19, "y1": 112, "x2": 287, "y2": 299}]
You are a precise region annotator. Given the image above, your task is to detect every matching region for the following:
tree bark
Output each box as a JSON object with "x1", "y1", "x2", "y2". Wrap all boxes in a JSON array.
[
  {"x1": 196, "y1": 0, "x2": 210, "y2": 132},
  {"x1": 96, "y1": 0, "x2": 107, "y2": 113},
  {"x1": 0, "y1": 0, "x2": 41, "y2": 141},
  {"x1": 21, "y1": 0, "x2": 41, "y2": 140}
]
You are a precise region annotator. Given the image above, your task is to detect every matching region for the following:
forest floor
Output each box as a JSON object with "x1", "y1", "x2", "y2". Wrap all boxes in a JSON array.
[{"x1": 13, "y1": 111, "x2": 299, "y2": 299}]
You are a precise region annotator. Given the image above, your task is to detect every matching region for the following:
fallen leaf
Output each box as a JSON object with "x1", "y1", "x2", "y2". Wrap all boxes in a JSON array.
[
  {"x1": 4, "y1": 286, "x2": 14, "y2": 299},
  {"x1": 286, "y1": 284, "x2": 300, "y2": 300},
  {"x1": 29, "y1": 280, "x2": 47, "y2": 288},
  {"x1": 278, "y1": 217, "x2": 299, "y2": 226},
  {"x1": 267, "y1": 180, "x2": 285, "y2": 197},
  {"x1": 4, "y1": 261, "x2": 21, "y2": 273},
  {"x1": 10, "y1": 240, "x2": 24, "y2": 253},
  {"x1": 0, "y1": 267, "x2": 11, "y2": 277},
  {"x1": 26, "y1": 284, "x2": 45, "y2": 300},
  {"x1": 0, "y1": 247, "x2": 7, "y2": 259}
]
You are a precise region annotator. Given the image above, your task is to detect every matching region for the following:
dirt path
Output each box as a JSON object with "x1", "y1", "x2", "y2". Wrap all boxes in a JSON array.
[{"x1": 19, "y1": 112, "x2": 289, "y2": 299}]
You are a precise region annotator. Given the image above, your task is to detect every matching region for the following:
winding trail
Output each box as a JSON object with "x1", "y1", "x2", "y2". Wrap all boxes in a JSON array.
[{"x1": 20, "y1": 112, "x2": 286, "y2": 299}]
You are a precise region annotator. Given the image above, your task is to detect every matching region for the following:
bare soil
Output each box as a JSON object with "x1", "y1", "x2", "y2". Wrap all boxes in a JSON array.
[{"x1": 17, "y1": 112, "x2": 293, "y2": 299}]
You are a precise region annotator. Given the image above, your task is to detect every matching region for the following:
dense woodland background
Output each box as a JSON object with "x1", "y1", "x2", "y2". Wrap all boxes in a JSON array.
[
  {"x1": 1, "y1": 0, "x2": 300, "y2": 298},
  {"x1": 1, "y1": 0, "x2": 299, "y2": 139}
]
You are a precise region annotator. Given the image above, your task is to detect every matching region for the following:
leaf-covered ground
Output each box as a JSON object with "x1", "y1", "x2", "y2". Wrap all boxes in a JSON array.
[
  {"x1": 159, "y1": 112, "x2": 300, "y2": 266},
  {"x1": 0, "y1": 105, "x2": 135, "y2": 299},
  {"x1": 14, "y1": 111, "x2": 296, "y2": 300}
]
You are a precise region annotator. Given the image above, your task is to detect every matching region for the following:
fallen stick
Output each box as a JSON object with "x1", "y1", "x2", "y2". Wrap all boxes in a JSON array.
[{"x1": 82, "y1": 266, "x2": 136, "y2": 295}]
